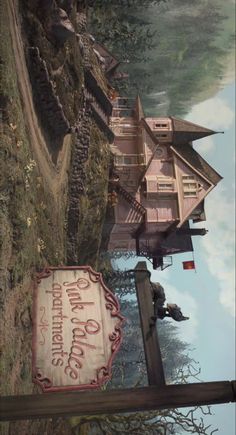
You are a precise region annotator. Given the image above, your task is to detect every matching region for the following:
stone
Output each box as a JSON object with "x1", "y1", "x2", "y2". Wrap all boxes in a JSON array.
[
  {"x1": 20, "y1": 307, "x2": 32, "y2": 329},
  {"x1": 48, "y1": 8, "x2": 76, "y2": 44}
]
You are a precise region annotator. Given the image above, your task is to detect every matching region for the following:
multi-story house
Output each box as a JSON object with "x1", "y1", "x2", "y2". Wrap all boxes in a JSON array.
[{"x1": 106, "y1": 96, "x2": 222, "y2": 270}]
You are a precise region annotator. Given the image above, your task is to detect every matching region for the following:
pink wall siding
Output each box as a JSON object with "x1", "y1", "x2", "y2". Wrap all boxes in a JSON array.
[
  {"x1": 143, "y1": 130, "x2": 156, "y2": 158},
  {"x1": 146, "y1": 158, "x2": 174, "y2": 178},
  {"x1": 141, "y1": 197, "x2": 178, "y2": 223},
  {"x1": 145, "y1": 117, "x2": 172, "y2": 143},
  {"x1": 115, "y1": 137, "x2": 138, "y2": 154},
  {"x1": 115, "y1": 197, "x2": 143, "y2": 224},
  {"x1": 157, "y1": 199, "x2": 178, "y2": 220},
  {"x1": 115, "y1": 167, "x2": 141, "y2": 193},
  {"x1": 145, "y1": 117, "x2": 172, "y2": 131}
]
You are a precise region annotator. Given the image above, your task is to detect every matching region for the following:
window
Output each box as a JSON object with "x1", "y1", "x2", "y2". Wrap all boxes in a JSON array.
[
  {"x1": 124, "y1": 157, "x2": 132, "y2": 165},
  {"x1": 158, "y1": 182, "x2": 173, "y2": 190},
  {"x1": 155, "y1": 123, "x2": 167, "y2": 128},
  {"x1": 156, "y1": 133, "x2": 167, "y2": 138},
  {"x1": 115, "y1": 155, "x2": 139, "y2": 165},
  {"x1": 184, "y1": 191, "x2": 197, "y2": 197},
  {"x1": 157, "y1": 176, "x2": 174, "y2": 191},
  {"x1": 182, "y1": 175, "x2": 195, "y2": 180},
  {"x1": 182, "y1": 175, "x2": 199, "y2": 197}
]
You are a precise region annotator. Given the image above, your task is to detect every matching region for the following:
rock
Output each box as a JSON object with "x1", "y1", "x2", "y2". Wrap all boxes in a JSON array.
[
  {"x1": 48, "y1": 8, "x2": 76, "y2": 44},
  {"x1": 20, "y1": 307, "x2": 32, "y2": 329},
  {"x1": 42, "y1": 0, "x2": 55, "y2": 10},
  {"x1": 56, "y1": 0, "x2": 74, "y2": 14}
]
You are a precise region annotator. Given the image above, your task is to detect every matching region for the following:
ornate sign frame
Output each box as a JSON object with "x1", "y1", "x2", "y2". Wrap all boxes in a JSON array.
[{"x1": 32, "y1": 266, "x2": 125, "y2": 393}]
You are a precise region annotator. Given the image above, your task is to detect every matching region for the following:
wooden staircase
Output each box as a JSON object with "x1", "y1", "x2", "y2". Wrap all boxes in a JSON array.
[
  {"x1": 84, "y1": 70, "x2": 114, "y2": 143},
  {"x1": 115, "y1": 184, "x2": 146, "y2": 219}
]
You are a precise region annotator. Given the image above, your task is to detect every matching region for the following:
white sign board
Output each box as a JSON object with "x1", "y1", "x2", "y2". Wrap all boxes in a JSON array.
[{"x1": 32, "y1": 266, "x2": 124, "y2": 392}]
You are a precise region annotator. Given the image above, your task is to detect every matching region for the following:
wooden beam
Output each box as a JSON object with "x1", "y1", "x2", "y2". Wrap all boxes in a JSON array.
[
  {"x1": 134, "y1": 262, "x2": 165, "y2": 386},
  {"x1": 1, "y1": 381, "x2": 235, "y2": 421}
]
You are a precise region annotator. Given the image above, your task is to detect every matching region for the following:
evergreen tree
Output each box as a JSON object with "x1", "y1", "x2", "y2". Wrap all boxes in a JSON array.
[{"x1": 89, "y1": 0, "x2": 235, "y2": 117}]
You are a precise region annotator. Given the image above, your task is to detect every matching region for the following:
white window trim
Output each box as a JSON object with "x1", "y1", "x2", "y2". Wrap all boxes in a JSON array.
[
  {"x1": 183, "y1": 191, "x2": 198, "y2": 198},
  {"x1": 157, "y1": 176, "x2": 174, "y2": 190},
  {"x1": 182, "y1": 175, "x2": 201, "y2": 197},
  {"x1": 182, "y1": 175, "x2": 195, "y2": 180},
  {"x1": 155, "y1": 123, "x2": 168, "y2": 128},
  {"x1": 158, "y1": 182, "x2": 174, "y2": 191},
  {"x1": 114, "y1": 154, "x2": 140, "y2": 166}
]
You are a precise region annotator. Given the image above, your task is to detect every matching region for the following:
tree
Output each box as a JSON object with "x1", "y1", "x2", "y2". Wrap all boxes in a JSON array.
[
  {"x1": 88, "y1": 0, "x2": 160, "y2": 63},
  {"x1": 89, "y1": 0, "x2": 234, "y2": 117},
  {"x1": 70, "y1": 264, "x2": 218, "y2": 434},
  {"x1": 72, "y1": 406, "x2": 218, "y2": 434},
  {"x1": 71, "y1": 331, "x2": 217, "y2": 434}
]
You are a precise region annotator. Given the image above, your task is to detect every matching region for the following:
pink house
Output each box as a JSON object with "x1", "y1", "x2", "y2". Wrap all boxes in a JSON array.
[{"x1": 106, "y1": 96, "x2": 222, "y2": 269}]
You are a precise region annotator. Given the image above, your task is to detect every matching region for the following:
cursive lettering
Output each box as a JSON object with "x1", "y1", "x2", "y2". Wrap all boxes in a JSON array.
[{"x1": 65, "y1": 319, "x2": 100, "y2": 380}]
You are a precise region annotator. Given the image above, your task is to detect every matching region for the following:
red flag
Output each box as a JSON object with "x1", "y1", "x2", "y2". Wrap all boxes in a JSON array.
[{"x1": 183, "y1": 260, "x2": 195, "y2": 270}]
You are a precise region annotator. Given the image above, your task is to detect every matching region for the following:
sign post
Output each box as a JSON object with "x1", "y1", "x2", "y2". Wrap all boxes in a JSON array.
[{"x1": 1, "y1": 382, "x2": 235, "y2": 421}]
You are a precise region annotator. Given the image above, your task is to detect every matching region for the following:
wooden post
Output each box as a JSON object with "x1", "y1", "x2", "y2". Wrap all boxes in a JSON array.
[
  {"x1": 0, "y1": 381, "x2": 235, "y2": 421},
  {"x1": 134, "y1": 262, "x2": 165, "y2": 386}
]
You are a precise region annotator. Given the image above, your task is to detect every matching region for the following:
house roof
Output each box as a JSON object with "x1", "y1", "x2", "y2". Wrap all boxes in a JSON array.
[
  {"x1": 138, "y1": 119, "x2": 161, "y2": 184},
  {"x1": 171, "y1": 143, "x2": 222, "y2": 185},
  {"x1": 170, "y1": 116, "x2": 219, "y2": 144},
  {"x1": 93, "y1": 42, "x2": 120, "y2": 74},
  {"x1": 134, "y1": 95, "x2": 145, "y2": 121}
]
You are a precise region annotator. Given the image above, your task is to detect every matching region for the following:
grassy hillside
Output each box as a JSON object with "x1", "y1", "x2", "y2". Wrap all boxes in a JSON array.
[{"x1": 0, "y1": 0, "x2": 110, "y2": 433}]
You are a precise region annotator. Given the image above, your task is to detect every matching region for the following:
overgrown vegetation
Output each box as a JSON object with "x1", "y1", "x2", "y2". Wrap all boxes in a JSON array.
[
  {"x1": 20, "y1": 3, "x2": 84, "y2": 127},
  {"x1": 77, "y1": 123, "x2": 110, "y2": 267}
]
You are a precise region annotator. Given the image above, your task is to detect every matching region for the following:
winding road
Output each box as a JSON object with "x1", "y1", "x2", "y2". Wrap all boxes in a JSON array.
[{"x1": 7, "y1": 0, "x2": 72, "y2": 200}]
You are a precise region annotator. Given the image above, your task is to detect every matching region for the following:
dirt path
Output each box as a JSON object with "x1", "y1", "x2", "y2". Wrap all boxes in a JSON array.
[{"x1": 7, "y1": 0, "x2": 72, "y2": 201}]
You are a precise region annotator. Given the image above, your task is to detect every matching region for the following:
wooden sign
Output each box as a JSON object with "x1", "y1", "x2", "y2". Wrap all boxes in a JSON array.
[{"x1": 32, "y1": 266, "x2": 124, "y2": 392}]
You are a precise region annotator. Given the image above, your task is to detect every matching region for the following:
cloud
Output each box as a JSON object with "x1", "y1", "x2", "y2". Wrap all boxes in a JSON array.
[
  {"x1": 186, "y1": 97, "x2": 234, "y2": 155},
  {"x1": 196, "y1": 187, "x2": 235, "y2": 316},
  {"x1": 195, "y1": 136, "x2": 215, "y2": 154},
  {"x1": 187, "y1": 97, "x2": 234, "y2": 131},
  {"x1": 165, "y1": 285, "x2": 199, "y2": 342}
]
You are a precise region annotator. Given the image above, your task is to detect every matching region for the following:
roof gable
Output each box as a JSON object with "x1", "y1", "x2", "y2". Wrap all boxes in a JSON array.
[{"x1": 171, "y1": 143, "x2": 222, "y2": 186}]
